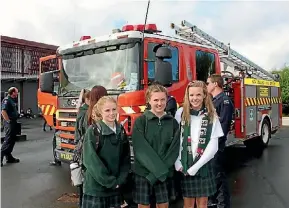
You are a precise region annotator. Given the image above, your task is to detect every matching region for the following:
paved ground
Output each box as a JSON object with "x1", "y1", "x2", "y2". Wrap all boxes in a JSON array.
[
  {"x1": 1, "y1": 118, "x2": 289, "y2": 208},
  {"x1": 1, "y1": 118, "x2": 78, "y2": 208},
  {"x1": 282, "y1": 117, "x2": 289, "y2": 126}
]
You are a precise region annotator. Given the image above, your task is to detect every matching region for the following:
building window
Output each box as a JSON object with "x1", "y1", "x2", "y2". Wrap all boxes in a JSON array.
[
  {"x1": 147, "y1": 43, "x2": 179, "y2": 82},
  {"x1": 196, "y1": 50, "x2": 216, "y2": 81}
]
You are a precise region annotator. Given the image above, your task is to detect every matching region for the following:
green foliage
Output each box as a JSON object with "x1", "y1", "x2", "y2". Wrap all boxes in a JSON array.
[{"x1": 272, "y1": 66, "x2": 289, "y2": 104}]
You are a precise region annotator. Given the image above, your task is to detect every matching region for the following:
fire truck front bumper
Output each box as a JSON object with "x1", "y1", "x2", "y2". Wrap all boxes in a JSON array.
[{"x1": 54, "y1": 149, "x2": 74, "y2": 164}]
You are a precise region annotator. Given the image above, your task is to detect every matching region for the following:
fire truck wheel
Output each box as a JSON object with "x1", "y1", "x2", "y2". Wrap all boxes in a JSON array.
[{"x1": 259, "y1": 119, "x2": 271, "y2": 148}]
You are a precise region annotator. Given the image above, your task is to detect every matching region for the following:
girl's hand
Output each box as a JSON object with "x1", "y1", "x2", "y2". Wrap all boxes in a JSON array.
[
  {"x1": 116, "y1": 185, "x2": 119, "y2": 189},
  {"x1": 187, "y1": 166, "x2": 198, "y2": 176}
]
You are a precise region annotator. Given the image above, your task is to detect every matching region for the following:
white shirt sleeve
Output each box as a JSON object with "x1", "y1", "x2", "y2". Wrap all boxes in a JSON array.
[
  {"x1": 211, "y1": 116, "x2": 224, "y2": 140},
  {"x1": 174, "y1": 107, "x2": 183, "y2": 171},
  {"x1": 187, "y1": 116, "x2": 224, "y2": 176},
  {"x1": 175, "y1": 107, "x2": 183, "y2": 124}
]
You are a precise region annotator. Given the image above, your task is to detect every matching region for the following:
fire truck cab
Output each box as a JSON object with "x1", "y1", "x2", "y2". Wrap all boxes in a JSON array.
[{"x1": 38, "y1": 20, "x2": 282, "y2": 164}]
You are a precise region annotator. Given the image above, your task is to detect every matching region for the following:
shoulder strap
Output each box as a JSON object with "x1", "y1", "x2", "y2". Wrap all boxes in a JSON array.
[
  {"x1": 142, "y1": 115, "x2": 148, "y2": 135},
  {"x1": 92, "y1": 122, "x2": 102, "y2": 149},
  {"x1": 136, "y1": 114, "x2": 148, "y2": 135}
]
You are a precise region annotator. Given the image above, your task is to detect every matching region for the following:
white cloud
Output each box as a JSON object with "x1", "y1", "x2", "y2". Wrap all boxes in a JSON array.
[{"x1": 1, "y1": 0, "x2": 288, "y2": 70}]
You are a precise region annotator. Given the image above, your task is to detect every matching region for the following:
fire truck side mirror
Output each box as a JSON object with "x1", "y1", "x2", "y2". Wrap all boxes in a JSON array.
[
  {"x1": 155, "y1": 47, "x2": 172, "y2": 59},
  {"x1": 154, "y1": 47, "x2": 173, "y2": 87},
  {"x1": 40, "y1": 72, "x2": 54, "y2": 94}
]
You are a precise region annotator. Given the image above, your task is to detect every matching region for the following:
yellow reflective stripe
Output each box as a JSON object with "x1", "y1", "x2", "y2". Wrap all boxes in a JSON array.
[
  {"x1": 244, "y1": 78, "x2": 280, "y2": 87},
  {"x1": 44, "y1": 105, "x2": 50, "y2": 115},
  {"x1": 49, "y1": 106, "x2": 56, "y2": 115}
]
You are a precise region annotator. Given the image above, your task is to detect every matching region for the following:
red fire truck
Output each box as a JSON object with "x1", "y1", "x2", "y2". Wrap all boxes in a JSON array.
[{"x1": 37, "y1": 20, "x2": 282, "y2": 164}]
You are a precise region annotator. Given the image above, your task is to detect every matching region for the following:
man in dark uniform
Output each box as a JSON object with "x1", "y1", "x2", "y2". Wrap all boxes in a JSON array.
[
  {"x1": 207, "y1": 74, "x2": 234, "y2": 208},
  {"x1": 165, "y1": 95, "x2": 178, "y2": 117},
  {"x1": 1, "y1": 87, "x2": 20, "y2": 167}
]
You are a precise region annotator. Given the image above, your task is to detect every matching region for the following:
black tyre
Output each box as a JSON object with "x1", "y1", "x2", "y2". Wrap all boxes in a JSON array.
[{"x1": 259, "y1": 119, "x2": 271, "y2": 148}]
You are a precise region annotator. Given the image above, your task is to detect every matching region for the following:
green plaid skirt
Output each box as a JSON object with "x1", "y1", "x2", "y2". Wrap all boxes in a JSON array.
[
  {"x1": 82, "y1": 194, "x2": 122, "y2": 208},
  {"x1": 181, "y1": 161, "x2": 217, "y2": 198},
  {"x1": 133, "y1": 174, "x2": 176, "y2": 205}
]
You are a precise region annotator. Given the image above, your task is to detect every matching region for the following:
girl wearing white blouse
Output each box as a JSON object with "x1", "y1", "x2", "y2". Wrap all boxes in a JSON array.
[{"x1": 175, "y1": 81, "x2": 224, "y2": 208}]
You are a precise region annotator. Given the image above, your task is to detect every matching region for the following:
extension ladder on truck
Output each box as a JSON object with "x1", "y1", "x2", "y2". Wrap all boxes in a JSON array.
[{"x1": 170, "y1": 20, "x2": 277, "y2": 81}]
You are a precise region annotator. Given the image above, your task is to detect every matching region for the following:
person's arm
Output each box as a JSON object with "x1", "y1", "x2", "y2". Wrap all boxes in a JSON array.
[
  {"x1": 162, "y1": 119, "x2": 181, "y2": 167},
  {"x1": 218, "y1": 98, "x2": 234, "y2": 136},
  {"x1": 174, "y1": 108, "x2": 183, "y2": 171},
  {"x1": 1, "y1": 100, "x2": 10, "y2": 122},
  {"x1": 146, "y1": 119, "x2": 180, "y2": 183},
  {"x1": 74, "y1": 116, "x2": 82, "y2": 142},
  {"x1": 116, "y1": 132, "x2": 131, "y2": 185},
  {"x1": 82, "y1": 127, "x2": 117, "y2": 188},
  {"x1": 187, "y1": 117, "x2": 224, "y2": 176},
  {"x1": 132, "y1": 117, "x2": 169, "y2": 183},
  {"x1": 1, "y1": 110, "x2": 10, "y2": 122}
]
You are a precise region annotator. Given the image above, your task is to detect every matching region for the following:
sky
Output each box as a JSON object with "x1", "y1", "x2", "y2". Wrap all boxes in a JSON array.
[{"x1": 1, "y1": 0, "x2": 289, "y2": 70}]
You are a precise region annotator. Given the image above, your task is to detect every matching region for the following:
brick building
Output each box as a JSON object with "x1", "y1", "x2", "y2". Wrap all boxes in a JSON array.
[{"x1": 1, "y1": 35, "x2": 58, "y2": 114}]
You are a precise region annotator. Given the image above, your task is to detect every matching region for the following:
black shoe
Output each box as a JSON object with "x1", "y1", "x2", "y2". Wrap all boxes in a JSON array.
[
  {"x1": 6, "y1": 158, "x2": 20, "y2": 163},
  {"x1": 49, "y1": 161, "x2": 61, "y2": 166},
  {"x1": 1, "y1": 163, "x2": 3, "y2": 167},
  {"x1": 43, "y1": 128, "x2": 46, "y2": 131}
]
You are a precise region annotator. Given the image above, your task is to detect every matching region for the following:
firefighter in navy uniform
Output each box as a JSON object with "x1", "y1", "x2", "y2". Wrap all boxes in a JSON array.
[
  {"x1": 207, "y1": 74, "x2": 234, "y2": 208},
  {"x1": 1, "y1": 87, "x2": 20, "y2": 167}
]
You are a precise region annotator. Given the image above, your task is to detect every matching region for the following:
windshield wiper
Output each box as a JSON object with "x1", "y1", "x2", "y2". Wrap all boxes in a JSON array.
[
  {"x1": 62, "y1": 90, "x2": 81, "y2": 96},
  {"x1": 106, "y1": 89, "x2": 129, "y2": 92}
]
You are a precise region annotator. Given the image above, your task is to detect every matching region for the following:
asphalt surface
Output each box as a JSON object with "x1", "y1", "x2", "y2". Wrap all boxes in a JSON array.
[
  {"x1": 1, "y1": 118, "x2": 289, "y2": 208},
  {"x1": 1, "y1": 118, "x2": 78, "y2": 208}
]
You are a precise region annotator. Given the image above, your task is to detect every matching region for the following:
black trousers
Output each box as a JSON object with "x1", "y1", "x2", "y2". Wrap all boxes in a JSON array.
[
  {"x1": 210, "y1": 150, "x2": 231, "y2": 208},
  {"x1": 1, "y1": 120, "x2": 17, "y2": 161},
  {"x1": 78, "y1": 184, "x2": 83, "y2": 208},
  {"x1": 43, "y1": 119, "x2": 52, "y2": 130}
]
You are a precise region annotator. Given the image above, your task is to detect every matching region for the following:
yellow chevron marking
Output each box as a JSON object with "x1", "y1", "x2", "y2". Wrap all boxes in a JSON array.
[
  {"x1": 248, "y1": 98, "x2": 252, "y2": 106},
  {"x1": 44, "y1": 105, "x2": 50, "y2": 115},
  {"x1": 245, "y1": 98, "x2": 249, "y2": 106},
  {"x1": 139, "y1": 106, "x2": 146, "y2": 112},
  {"x1": 121, "y1": 107, "x2": 135, "y2": 114},
  {"x1": 49, "y1": 106, "x2": 55, "y2": 116}
]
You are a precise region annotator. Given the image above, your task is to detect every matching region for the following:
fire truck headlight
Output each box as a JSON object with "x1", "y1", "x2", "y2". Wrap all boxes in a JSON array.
[{"x1": 61, "y1": 122, "x2": 68, "y2": 127}]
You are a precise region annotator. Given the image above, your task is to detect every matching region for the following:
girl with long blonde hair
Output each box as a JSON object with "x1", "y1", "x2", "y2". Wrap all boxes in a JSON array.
[
  {"x1": 174, "y1": 81, "x2": 224, "y2": 208},
  {"x1": 81, "y1": 96, "x2": 130, "y2": 208}
]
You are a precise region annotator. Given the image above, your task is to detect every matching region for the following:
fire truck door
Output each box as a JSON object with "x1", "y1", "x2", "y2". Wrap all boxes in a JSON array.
[
  {"x1": 270, "y1": 86, "x2": 280, "y2": 128},
  {"x1": 38, "y1": 55, "x2": 59, "y2": 127},
  {"x1": 245, "y1": 85, "x2": 258, "y2": 136}
]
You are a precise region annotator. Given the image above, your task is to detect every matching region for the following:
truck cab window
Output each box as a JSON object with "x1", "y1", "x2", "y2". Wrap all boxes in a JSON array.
[
  {"x1": 147, "y1": 43, "x2": 179, "y2": 82},
  {"x1": 196, "y1": 50, "x2": 216, "y2": 81}
]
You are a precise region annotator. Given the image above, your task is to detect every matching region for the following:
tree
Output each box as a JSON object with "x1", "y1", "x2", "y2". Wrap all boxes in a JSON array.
[{"x1": 272, "y1": 66, "x2": 289, "y2": 104}]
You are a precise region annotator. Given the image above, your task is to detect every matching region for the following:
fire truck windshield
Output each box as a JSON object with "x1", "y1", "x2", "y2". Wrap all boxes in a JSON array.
[{"x1": 59, "y1": 42, "x2": 140, "y2": 95}]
